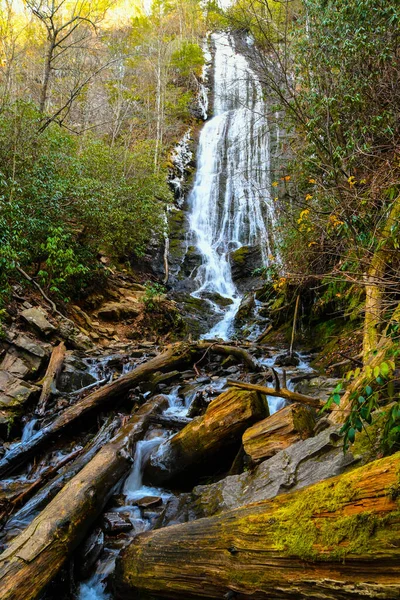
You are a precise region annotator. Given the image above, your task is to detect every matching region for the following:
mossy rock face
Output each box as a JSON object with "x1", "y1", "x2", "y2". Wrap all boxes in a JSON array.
[
  {"x1": 198, "y1": 291, "x2": 234, "y2": 308},
  {"x1": 229, "y1": 245, "x2": 262, "y2": 280}
]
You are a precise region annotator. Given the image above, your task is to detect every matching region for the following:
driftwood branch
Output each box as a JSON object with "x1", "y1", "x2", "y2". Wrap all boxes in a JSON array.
[
  {"x1": 36, "y1": 342, "x2": 66, "y2": 416},
  {"x1": 227, "y1": 379, "x2": 323, "y2": 408}
]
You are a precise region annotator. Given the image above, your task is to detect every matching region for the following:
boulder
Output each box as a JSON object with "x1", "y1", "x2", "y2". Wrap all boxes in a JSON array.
[
  {"x1": 242, "y1": 403, "x2": 315, "y2": 463},
  {"x1": 229, "y1": 245, "x2": 263, "y2": 288},
  {"x1": 57, "y1": 317, "x2": 92, "y2": 350},
  {"x1": 97, "y1": 302, "x2": 141, "y2": 322},
  {"x1": 0, "y1": 371, "x2": 40, "y2": 427},
  {"x1": 234, "y1": 293, "x2": 255, "y2": 325},
  {"x1": 145, "y1": 388, "x2": 269, "y2": 487},
  {"x1": 20, "y1": 308, "x2": 57, "y2": 336}
]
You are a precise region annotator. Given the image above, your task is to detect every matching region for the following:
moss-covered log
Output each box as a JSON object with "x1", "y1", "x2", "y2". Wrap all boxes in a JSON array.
[
  {"x1": 116, "y1": 452, "x2": 400, "y2": 600},
  {"x1": 0, "y1": 396, "x2": 167, "y2": 600},
  {"x1": 145, "y1": 388, "x2": 268, "y2": 486},
  {"x1": 242, "y1": 403, "x2": 315, "y2": 463}
]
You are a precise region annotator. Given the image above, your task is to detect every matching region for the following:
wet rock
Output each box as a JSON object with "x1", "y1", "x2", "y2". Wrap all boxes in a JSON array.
[
  {"x1": 229, "y1": 245, "x2": 263, "y2": 292},
  {"x1": 187, "y1": 390, "x2": 211, "y2": 418},
  {"x1": 57, "y1": 354, "x2": 96, "y2": 393},
  {"x1": 198, "y1": 292, "x2": 234, "y2": 308},
  {"x1": 102, "y1": 512, "x2": 133, "y2": 535},
  {"x1": 21, "y1": 308, "x2": 57, "y2": 336},
  {"x1": 77, "y1": 527, "x2": 104, "y2": 578},
  {"x1": 274, "y1": 352, "x2": 300, "y2": 367},
  {"x1": 135, "y1": 496, "x2": 162, "y2": 509}
]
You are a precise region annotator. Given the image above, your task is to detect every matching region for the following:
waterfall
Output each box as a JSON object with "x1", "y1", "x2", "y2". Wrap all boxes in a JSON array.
[{"x1": 188, "y1": 32, "x2": 276, "y2": 340}]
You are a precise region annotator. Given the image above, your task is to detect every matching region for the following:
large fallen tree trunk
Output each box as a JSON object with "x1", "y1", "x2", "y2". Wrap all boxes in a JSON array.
[
  {"x1": 36, "y1": 342, "x2": 66, "y2": 416},
  {"x1": 0, "y1": 395, "x2": 167, "y2": 600},
  {"x1": 145, "y1": 388, "x2": 268, "y2": 487},
  {"x1": 227, "y1": 379, "x2": 323, "y2": 408},
  {"x1": 116, "y1": 452, "x2": 400, "y2": 600},
  {"x1": 0, "y1": 342, "x2": 200, "y2": 478}
]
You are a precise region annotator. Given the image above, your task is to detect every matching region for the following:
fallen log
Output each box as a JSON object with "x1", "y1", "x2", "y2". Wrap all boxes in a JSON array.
[
  {"x1": 145, "y1": 388, "x2": 268, "y2": 487},
  {"x1": 227, "y1": 379, "x2": 323, "y2": 408},
  {"x1": 0, "y1": 342, "x2": 200, "y2": 478},
  {"x1": 36, "y1": 342, "x2": 66, "y2": 416},
  {"x1": 242, "y1": 403, "x2": 315, "y2": 463},
  {"x1": 116, "y1": 452, "x2": 400, "y2": 600},
  {"x1": 149, "y1": 413, "x2": 191, "y2": 430},
  {"x1": 0, "y1": 395, "x2": 167, "y2": 600},
  {"x1": 3, "y1": 416, "x2": 120, "y2": 538}
]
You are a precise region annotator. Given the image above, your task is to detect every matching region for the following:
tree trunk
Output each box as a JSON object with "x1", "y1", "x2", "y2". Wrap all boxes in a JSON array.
[
  {"x1": 0, "y1": 342, "x2": 200, "y2": 478},
  {"x1": 145, "y1": 388, "x2": 268, "y2": 487},
  {"x1": 0, "y1": 396, "x2": 167, "y2": 600},
  {"x1": 36, "y1": 342, "x2": 66, "y2": 416},
  {"x1": 363, "y1": 196, "x2": 400, "y2": 360},
  {"x1": 227, "y1": 379, "x2": 323, "y2": 408},
  {"x1": 242, "y1": 403, "x2": 315, "y2": 463},
  {"x1": 116, "y1": 452, "x2": 400, "y2": 600}
]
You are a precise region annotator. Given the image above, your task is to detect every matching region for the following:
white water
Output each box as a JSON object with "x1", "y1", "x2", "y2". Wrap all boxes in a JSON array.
[{"x1": 188, "y1": 32, "x2": 276, "y2": 339}]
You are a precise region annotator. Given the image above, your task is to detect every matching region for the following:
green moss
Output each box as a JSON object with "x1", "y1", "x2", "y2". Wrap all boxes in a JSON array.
[
  {"x1": 230, "y1": 246, "x2": 250, "y2": 266},
  {"x1": 351, "y1": 410, "x2": 386, "y2": 461}
]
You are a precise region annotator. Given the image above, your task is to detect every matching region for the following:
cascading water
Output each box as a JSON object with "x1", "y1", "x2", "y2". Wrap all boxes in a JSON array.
[{"x1": 188, "y1": 32, "x2": 277, "y2": 340}]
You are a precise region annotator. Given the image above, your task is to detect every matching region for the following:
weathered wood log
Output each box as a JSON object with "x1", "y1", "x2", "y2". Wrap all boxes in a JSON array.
[
  {"x1": 0, "y1": 342, "x2": 200, "y2": 478},
  {"x1": 0, "y1": 395, "x2": 167, "y2": 600},
  {"x1": 149, "y1": 413, "x2": 191, "y2": 430},
  {"x1": 116, "y1": 452, "x2": 400, "y2": 600},
  {"x1": 36, "y1": 342, "x2": 66, "y2": 416},
  {"x1": 242, "y1": 403, "x2": 315, "y2": 464},
  {"x1": 3, "y1": 417, "x2": 120, "y2": 537},
  {"x1": 227, "y1": 379, "x2": 323, "y2": 408},
  {"x1": 145, "y1": 388, "x2": 268, "y2": 487}
]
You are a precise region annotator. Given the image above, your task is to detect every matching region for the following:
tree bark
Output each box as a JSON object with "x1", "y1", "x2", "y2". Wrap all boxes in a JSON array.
[
  {"x1": 0, "y1": 396, "x2": 167, "y2": 600},
  {"x1": 0, "y1": 342, "x2": 200, "y2": 478},
  {"x1": 242, "y1": 403, "x2": 315, "y2": 463},
  {"x1": 145, "y1": 388, "x2": 268, "y2": 487},
  {"x1": 363, "y1": 196, "x2": 400, "y2": 360},
  {"x1": 116, "y1": 452, "x2": 400, "y2": 600},
  {"x1": 36, "y1": 342, "x2": 66, "y2": 416},
  {"x1": 227, "y1": 379, "x2": 323, "y2": 408}
]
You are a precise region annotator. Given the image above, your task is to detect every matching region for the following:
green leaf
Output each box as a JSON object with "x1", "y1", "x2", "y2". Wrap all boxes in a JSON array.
[
  {"x1": 380, "y1": 362, "x2": 390, "y2": 377},
  {"x1": 348, "y1": 428, "x2": 356, "y2": 443},
  {"x1": 333, "y1": 393, "x2": 341, "y2": 405},
  {"x1": 365, "y1": 385, "x2": 373, "y2": 396},
  {"x1": 373, "y1": 366, "x2": 380, "y2": 378}
]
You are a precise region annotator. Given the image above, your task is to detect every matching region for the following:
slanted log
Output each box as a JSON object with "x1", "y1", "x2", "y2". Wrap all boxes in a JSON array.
[
  {"x1": 227, "y1": 379, "x2": 323, "y2": 408},
  {"x1": 0, "y1": 396, "x2": 167, "y2": 600},
  {"x1": 0, "y1": 342, "x2": 200, "y2": 478},
  {"x1": 145, "y1": 388, "x2": 268, "y2": 487},
  {"x1": 36, "y1": 342, "x2": 66, "y2": 416},
  {"x1": 3, "y1": 417, "x2": 120, "y2": 536},
  {"x1": 242, "y1": 403, "x2": 315, "y2": 464},
  {"x1": 116, "y1": 452, "x2": 400, "y2": 600}
]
